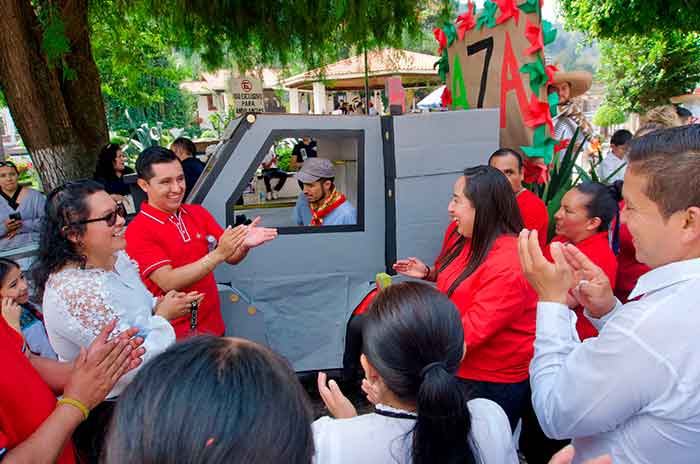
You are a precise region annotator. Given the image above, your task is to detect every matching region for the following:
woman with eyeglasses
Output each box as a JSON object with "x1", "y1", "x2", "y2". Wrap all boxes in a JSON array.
[
  {"x1": 0, "y1": 160, "x2": 46, "y2": 250},
  {"x1": 31, "y1": 180, "x2": 202, "y2": 462}
]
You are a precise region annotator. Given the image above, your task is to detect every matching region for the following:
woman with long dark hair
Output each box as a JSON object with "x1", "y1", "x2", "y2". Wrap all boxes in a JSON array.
[
  {"x1": 314, "y1": 282, "x2": 517, "y2": 463},
  {"x1": 104, "y1": 336, "x2": 315, "y2": 464},
  {"x1": 393, "y1": 166, "x2": 536, "y2": 431},
  {"x1": 93, "y1": 144, "x2": 134, "y2": 201},
  {"x1": 32, "y1": 179, "x2": 200, "y2": 462}
]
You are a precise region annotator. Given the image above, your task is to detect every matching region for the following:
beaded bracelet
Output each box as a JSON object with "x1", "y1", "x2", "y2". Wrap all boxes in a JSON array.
[{"x1": 58, "y1": 398, "x2": 90, "y2": 420}]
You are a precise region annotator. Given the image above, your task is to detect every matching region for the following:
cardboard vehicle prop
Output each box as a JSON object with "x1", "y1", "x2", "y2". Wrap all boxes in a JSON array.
[{"x1": 185, "y1": 110, "x2": 498, "y2": 372}]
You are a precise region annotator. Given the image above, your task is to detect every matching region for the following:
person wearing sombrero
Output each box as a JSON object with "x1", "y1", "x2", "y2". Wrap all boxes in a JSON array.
[{"x1": 549, "y1": 69, "x2": 594, "y2": 153}]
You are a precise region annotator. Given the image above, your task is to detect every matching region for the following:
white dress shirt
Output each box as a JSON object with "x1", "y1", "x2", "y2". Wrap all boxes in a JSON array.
[
  {"x1": 530, "y1": 258, "x2": 700, "y2": 463},
  {"x1": 43, "y1": 250, "x2": 175, "y2": 398},
  {"x1": 596, "y1": 151, "x2": 627, "y2": 183},
  {"x1": 312, "y1": 399, "x2": 518, "y2": 463}
]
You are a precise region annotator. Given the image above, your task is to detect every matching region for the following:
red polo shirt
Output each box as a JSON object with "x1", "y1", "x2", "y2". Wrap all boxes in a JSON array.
[
  {"x1": 614, "y1": 202, "x2": 650, "y2": 302},
  {"x1": 125, "y1": 202, "x2": 225, "y2": 339},
  {"x1": 0, "y1": 319, "x2": 76, "y2": 464},
  {"x1": 517, "y1": 188, "x2": 549, "y2": 249},
  {"x1": 545, "y1": 232, "x2": 618, "y2": 340},
  {"x1": 435, "y1": 223, "x2": 537, "y2": 383}
]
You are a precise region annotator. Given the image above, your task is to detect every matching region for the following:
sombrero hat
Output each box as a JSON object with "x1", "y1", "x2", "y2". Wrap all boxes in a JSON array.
[{"x1": 551, "y1": 68, "x2": 592, "y2": 99}]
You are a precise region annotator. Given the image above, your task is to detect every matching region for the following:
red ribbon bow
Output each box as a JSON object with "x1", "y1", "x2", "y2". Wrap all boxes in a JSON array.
[
  {"x1": 456, "y1": 1, "x2": 476, "y2": 40},
  {"x1": 441, "y1": 87, "x2": 453, "y2": 108},
  {"x1": 524, "y1": 94, "x2": 554, "y2": 133},
  {"x1": 523, "y1": 158, "x2": 549, "y2": 185},
  {"x1": 434, "y1": 27, "x2": 447, "y2": 55},
  {"x1": 525, "y1": 19, "x2": 544, "y2": 55},
  {"x1": 495, "y1": 0, "x2": 520, "y2": 25}
]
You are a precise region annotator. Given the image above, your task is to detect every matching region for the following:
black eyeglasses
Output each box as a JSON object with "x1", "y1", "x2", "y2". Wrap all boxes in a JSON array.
[{"x1": 71, "y1": 203, "x2": 127, "y2": 227}]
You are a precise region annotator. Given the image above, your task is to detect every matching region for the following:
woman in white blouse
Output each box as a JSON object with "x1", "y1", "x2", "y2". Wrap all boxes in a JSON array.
[
  {"x1": 315, "y1": 282, "x2": 518, "y2": 464},
  {"x1": 32, "y1": 179, "x2": 201, "y2": 462}
]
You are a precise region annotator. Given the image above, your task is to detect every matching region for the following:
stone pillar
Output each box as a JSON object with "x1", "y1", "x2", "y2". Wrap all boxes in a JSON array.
[
  {"x1": 289, "y1": 89, "x2": 300, "y2": 114},
  {"x1": 312, "y1": 82, "x2": 327, "y2": 114}
]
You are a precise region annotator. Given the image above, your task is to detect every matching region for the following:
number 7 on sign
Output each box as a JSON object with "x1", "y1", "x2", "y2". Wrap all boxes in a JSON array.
[{"x1": 467, "y1": 37, "x2": 494, "y2": 109}]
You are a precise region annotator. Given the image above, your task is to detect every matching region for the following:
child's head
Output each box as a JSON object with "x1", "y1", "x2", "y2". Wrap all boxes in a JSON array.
[
  {"x1": 610, "y1": 129, "x2": 633, "y2": 157},
  {"x1": 0, "y1": 258, "x2": 29, "y2": 304}
]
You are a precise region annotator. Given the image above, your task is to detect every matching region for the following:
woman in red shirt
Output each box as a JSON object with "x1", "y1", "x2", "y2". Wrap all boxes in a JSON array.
[
  {"x1": 545, "y1": 182, "x2": 619, "y2": 341},
  {"x1": 394, "y1": 165, "x2": 535, "y2": 431},
  {"x1": 0, "y1": 314, "x2": 143, "y2": 463}
]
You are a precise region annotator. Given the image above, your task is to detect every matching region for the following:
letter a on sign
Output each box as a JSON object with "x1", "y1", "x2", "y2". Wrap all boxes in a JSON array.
[
  {"x1": 500, "y1": 31, "x2": 529, "y2": 129},
  {"x1": 451, "y1": 55, "x2": 470, "y2": 110}
]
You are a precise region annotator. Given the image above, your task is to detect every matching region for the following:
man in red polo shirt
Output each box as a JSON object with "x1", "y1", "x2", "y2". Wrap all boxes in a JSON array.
[
  {"x1": 125, "y1": 147, "x2": 277, "y2": 339},
  {"x1": 489, "y1": 148, "x2": 549, "y2": 248}
]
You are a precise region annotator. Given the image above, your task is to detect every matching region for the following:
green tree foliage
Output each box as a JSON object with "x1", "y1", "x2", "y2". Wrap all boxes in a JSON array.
[
  {"x1": 597, "y1": 32, "x2": 700, "y2": 113},
  {"x1": 90, "y1": 8, "x2": 195, "y2": 131},
  {"x1": 592, "y1": 104, "x2": 626, "y2": 127},
  {"x1": 559, "y1": 0, "x2": 700, "y2": 39},
  {"x1": 123, "y1": 0, "x2": 422, "y2": 70}
]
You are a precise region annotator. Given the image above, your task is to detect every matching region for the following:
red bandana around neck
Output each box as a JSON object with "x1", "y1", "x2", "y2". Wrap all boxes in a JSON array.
[{"x1": 309, "y1": 189, "x2": 346, "y2": 226}]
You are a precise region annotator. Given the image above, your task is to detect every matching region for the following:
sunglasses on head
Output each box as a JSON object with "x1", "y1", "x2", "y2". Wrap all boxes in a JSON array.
[
  {"x1": 70, "y1": 202, "x2": 127, "y2": 227},
  {"x1": 0, "y1": 161, "x2": 18, "y2": 171}
]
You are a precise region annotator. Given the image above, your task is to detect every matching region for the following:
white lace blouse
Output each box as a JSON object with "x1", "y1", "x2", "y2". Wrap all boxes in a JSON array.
[{"x1": 42, "y1": 250, "x2": 175, "y2": 398}]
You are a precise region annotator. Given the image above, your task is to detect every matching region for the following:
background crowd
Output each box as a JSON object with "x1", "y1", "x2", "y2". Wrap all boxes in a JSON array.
[{"x1": 2, "y1": 116, "x2": 700, "y2": 464}]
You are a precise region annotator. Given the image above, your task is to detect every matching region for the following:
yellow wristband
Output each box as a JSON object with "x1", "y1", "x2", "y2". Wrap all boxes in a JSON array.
[{"x1": 58, "y1": 398, "x2": 90, "y2": 420}]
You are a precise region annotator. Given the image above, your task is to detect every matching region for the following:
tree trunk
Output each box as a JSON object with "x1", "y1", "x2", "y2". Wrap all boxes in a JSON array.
[{"x1": 0, "y1": 0, "x2": 108, "y2": 191}]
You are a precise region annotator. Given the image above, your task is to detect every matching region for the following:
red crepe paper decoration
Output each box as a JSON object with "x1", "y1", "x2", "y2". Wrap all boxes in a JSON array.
[
  {"x1": 495, "y1": 0, "x2": 520, "y2": 25},
  {"x1": 545, "y1": 64, "x2": 559, "y2": 86},
  {"x1": 554, "y1": 139, "x2": 570, "y2": 153},
  {"x1": 524, "y1": 94, "x2": 554, "y2": 133},
  {"x1": 456, "y1": 1, "x2": 477, "y2": 40},
  {"x1": 434, "y1": 27, "x2": 447, "y2": 55},
  {"x1": 524, "y1": 19, "x2": 544, "y2": 55},
  {"x1": 523, "y1": 158, "x2": 549, "y2": 185},
  {"x1": 441, "y1": 87, "x2": 453, "y2": 108}
]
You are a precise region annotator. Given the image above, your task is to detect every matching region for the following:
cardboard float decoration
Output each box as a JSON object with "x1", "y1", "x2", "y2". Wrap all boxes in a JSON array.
[{"x1": 434, "y1": 0, "x2": 561, "y2": 179}]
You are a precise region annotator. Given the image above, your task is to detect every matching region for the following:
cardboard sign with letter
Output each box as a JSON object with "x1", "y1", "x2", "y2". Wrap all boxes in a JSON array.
[
  {"x1": 230, "y1": 77, "x2": 265, "y2": 113},
  {"x1": 445, "y1": 4, "x2": 550, "y2": 153}
]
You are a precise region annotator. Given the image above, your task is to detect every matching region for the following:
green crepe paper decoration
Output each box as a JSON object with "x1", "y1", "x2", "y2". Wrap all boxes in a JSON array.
[
  {"x1": 548, "y1": 91, "x2": 559, "y2": 117},
  {"x1": 477, "y1": 1, "x2": 499, "y2": 30},
  {"x1": 451, "y1": 54, "x2": 470, "y2": 110},
  {"x1": 518, "y1": 0, "x2": 540, "y2": 14},
  {"x1": 542, "y1": 20, "x2": 557, "y2": 46},
  {"x1": 434, "y1": 49, "x2": 449, "y2": 82},
  {"x1": 520, "y1": 56, "x2": 547, "y2": 95},
  {"x1": 442, "y1": 22, "x2": 458, "y2": 48},
  {"x1": 522, "y1": 125, "x2": 558, "y2": 164}
]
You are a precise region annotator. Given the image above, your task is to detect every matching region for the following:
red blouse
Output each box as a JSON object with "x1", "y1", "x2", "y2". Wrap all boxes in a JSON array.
[
  {"x1": 435, "y1": 223, "x2": 537, "y2": 383},
  {"x1": 517, "y1": 188, "x2": 549, "y2": 249},
  {"x1": 545, "y1": 231, "x2": 618, "y2": 340},
  {"x1": 0, "y1": 319, "x2": 76, "y2": 464}
]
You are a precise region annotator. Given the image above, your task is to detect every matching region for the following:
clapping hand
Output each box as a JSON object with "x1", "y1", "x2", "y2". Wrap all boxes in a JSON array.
[
  {"x1": 518, "y1": 230, "x2": 575, "y2": 305},
  {"x1": 243, "y1": 217, "x2": 277, "y2": 249},
  {"x1": 392, "y1": 257, "x2": 429, "y2": 279},
  {"x1": 562, "y1": 244, "x2": 617, "y2": 318},
  {"x1": 317, "y1": 372, "x2": 358, "y2": 419},
  {"x1": 66, "y1": 320, "x2": 145, "y2": 410}
]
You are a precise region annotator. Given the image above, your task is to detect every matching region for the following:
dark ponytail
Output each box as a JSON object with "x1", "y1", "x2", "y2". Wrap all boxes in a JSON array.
[{"x1": 363, "y1": 282, "x2": 477, "y2": 464}]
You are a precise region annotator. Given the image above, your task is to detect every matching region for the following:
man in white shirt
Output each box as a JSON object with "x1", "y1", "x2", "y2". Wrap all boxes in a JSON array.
[
  {"x1": 596, "y1": 129, "x2": 632, "y2": 183},
  {"x1": 518, "y1": 124, "x2": 700, "y2": 464}
]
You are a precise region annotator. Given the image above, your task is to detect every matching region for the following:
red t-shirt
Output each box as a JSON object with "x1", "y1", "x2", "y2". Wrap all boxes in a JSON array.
[
  {"x1": 545, "y1": 232, "x2": 618, "y2": 340},
  {"x1": 435, "y1": 223, "x2": 537, "y2": 383},
  {"x1": 614, "y1": 202, "x2": 651, "y2": 302},
  {"x1": 125, "y1": 203, "x2": 225, "y2": 339},
  {"x1": 0, "y1": 320, "x2": 76, "y2": 464},
  {"x1": 517, "y1": 189, "x2": 549, "y2": 249}
]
